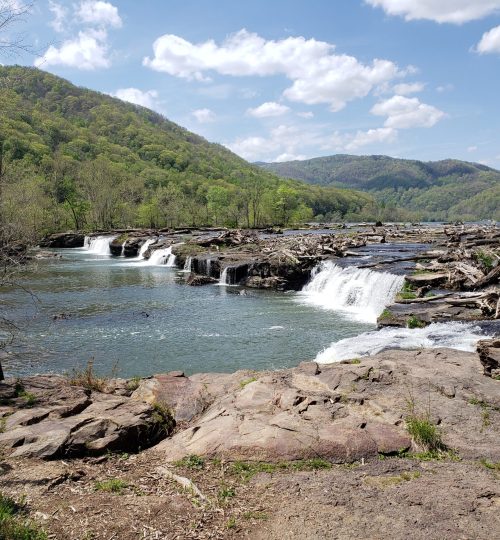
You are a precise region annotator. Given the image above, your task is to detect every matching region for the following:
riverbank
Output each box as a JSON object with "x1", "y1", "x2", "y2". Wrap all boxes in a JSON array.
[{"x1": 0, "y1": 342, "x2": 499, "y2": 539}]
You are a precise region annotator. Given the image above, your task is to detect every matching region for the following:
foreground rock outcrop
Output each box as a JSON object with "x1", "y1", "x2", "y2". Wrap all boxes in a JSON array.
[
  {"x1": 0, "y1": 376, "x2": 173, "y2": 458},
  {"x1": 146, "y1": 348, "x2": 500, "y2": 463}
]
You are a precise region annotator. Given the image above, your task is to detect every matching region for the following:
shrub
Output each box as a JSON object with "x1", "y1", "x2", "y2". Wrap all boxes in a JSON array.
[
  {"x1": 68, "y1": 359, "x2": 107, "y2": 392},
  {"x1": 407, "y1": 316, "x2": 426, "y2": 329},
  {"x1": 94, "y1": 479, "x2": 128, "y2": 493}
]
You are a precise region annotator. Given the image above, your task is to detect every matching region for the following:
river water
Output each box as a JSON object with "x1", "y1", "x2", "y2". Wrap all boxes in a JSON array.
[{"x1": 0, "y1": 238, "x2": 492, "y2": 378}]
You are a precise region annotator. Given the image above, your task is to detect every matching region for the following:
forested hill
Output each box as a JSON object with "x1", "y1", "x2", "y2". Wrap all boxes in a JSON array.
[
  {"x1": 0, "y1": 66, "x2": 374, "y2": 240},
  {"x1": 258, "y1": 155, "x2": 500, "y2": 221}
]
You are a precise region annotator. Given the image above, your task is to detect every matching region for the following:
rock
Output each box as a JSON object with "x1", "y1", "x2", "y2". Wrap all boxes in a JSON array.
[
  {"x1": 477, "y1": 339, "x2": 500, "y2": 378},
  {"x1": 186, "y1": 274, "x2": 218, "y2": 286},
  {"x1": 406, "y1": 273, "x2": 449, "y2": 286},
  {"x1": 39, "y1": 233, "x2": 85, "y2": 248},
  {"x1": 0, "y1": 376, "x2": 173, "y2": 459},
  {"x1": 153, "y1": 348, "x2": 500, "y2": 463}
]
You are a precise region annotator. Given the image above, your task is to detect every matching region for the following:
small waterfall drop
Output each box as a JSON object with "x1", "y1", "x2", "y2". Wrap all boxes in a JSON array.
[
  {"x1": 219, "y1": 267, "x2": 230, "y2": 286},
  {"x1": 183, "y1": 256, "x2": 192, "y2": 273},
  {"x1": 315, "y1": 322, "x2": 490, "y2": 364},
  {"x1": 206, "y1": 258, "x2": 211, "y2": 277},
  {"x1": 120, "y1": 241, "x2": 126, "y2": 257},
  {"x1": 148, "y1": 246, "x2": 173, "y2": 265},
  {"x1": 84, "y1": 235, "x2": 116, "y2": 256},
  {"x1": 137, "y1": 239, "x2": 156, "y2": 260},
  {"x1": 299, "y1": 261, "x2": 404, "y2": 323}
]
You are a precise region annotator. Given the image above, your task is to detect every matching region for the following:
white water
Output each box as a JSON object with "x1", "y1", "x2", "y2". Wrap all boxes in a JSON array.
[
  {"x1": 218, "y1": 266, "x2": 235, "y2": 286},
  {"x1": 298, "y1": 262, "x2": 404, "y2": 323},
  {"x1": 206, "y1": 258, "x2": 211, "y2": 277},
  {"x1": 137, "y1": 239, "x2": 156, "y2": 260},
  {"x1": 315, "y1": 322, "x2": 491, "y2": 363},
  {"x1": 146, "y1": 246, "x2": 173, "y2": 266},
  {"x1": 183, "y1": 256, "x2": 192, "y2": 273},
  {"x1": 83, "y1": 235, "x2": 116, "y2": 256}
]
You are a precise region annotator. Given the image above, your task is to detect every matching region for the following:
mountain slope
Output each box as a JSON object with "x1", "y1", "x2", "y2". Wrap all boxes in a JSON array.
[
  {"x1": 0, "y1": 66, "x2": 374, "y2": 237},
  {"x1": 258, "y1": 155, "x2": 500, "y2": 221}
]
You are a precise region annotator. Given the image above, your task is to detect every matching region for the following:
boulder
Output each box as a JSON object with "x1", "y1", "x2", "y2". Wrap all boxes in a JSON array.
[
  {"x1": 477, "y1": 339, "x2": 500, "y2": 378},
  {"x1": 39, "y1": 233, "x2": 85, "y2": 248},
  {"x1": 0, "y1": 376, "x2": 173, "y2": 459}
]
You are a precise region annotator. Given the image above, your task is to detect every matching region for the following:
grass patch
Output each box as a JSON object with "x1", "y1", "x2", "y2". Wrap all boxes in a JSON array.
[
  {"x1": 174, "y1": 454, "x2": 205, "y2": 470},
  {"x1": 218, "y1": 485, "x2": 236, "y2": 502},
  {"x1": 94, "y1": 478, "x2": 128, "y2": 493},
  {"x1": 225, "y1": 517, "x2": 237, "y2": 530},
  {"x1": 242, "y1": 511, "x2": 269, "y2": 521},
  {"x1": 0, "y1": 493, "x2": 47, "y2": 540},
  {"x1": 239, "y1": 377, "x2": 257, "y2": 389},
  {"x1": 379, "y1": 309, "x2": 393, "y2": 320},
  {"x1": 348, "y1": 358, "x2": 361, "y2": 365},
  {"x1": 468, "y1": 397, "x2": 499, "y2": 431},
  {"x1": 126, "y1": 376, "x2": 141, "y2": 391},
  {"x1": 398, "y1": 291, "x2": 417, "y2": 300},
  {"x1": 479, "y1": 458, "x2": 500, "y2": 471},
  {"x1": 473, "y1": 250, "x2": 494, "y2": 271},
  {"x1": 406, "y1": 316, "x2": 426, "y2": 329},
  {"x1": 231, "y1": 458, "x2": 332, "y2": 480},
  {"x1": 365, "y1": 471, "x2": 421, "y2": 488},
  {"x1": 68, "y1": 359, "x2": 107, "y2": 392},
  {"x1": 151, "y1": 402, "x2": 175, "y2": 435}
]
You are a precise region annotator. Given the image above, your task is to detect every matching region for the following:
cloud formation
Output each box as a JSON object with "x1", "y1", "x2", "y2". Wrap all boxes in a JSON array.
[
  {"x1": 371, "y1": 95, "x2": 445, "y2": 129},
  {"x1": 34, "y1": 29, "x2": 110, "y2": 70},
  {"x1": 366, "y1": 0, "x2": 500, "y2": 24},
  {"x1": 112, "y1": 88, "x2": 159, "y2": 109},
  {"x1": 37, "y1": 1, "x2": 121, "y2": 70},
  {"x1": 392, "y1": 82, "x2": 425, "y2": 95},
  {"x1": 192, "y1": 108, "x2": 216, "y2": 123},
  {"x1": 247, "y1": 102, "x2": 290, "y2": 118},
  {"x1": 76, "y1": 1, "x2": 122, "y2": 28},
  {"x1": 143, "y1": 29, "x2": 405, "y2": 111},
  {"x1": 476, "y1": 25, "x2": 500, "y2": 54}
]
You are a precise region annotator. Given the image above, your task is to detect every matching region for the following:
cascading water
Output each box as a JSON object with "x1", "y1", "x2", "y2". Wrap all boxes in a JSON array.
[
  {"x1": 298, "y1": 261, "x2": 404, "y2": 323},
  {"x1": 137, "y1": 239, "x2": 156, "y2": 260},
  {"x1": 148, "y1": 246, "x2": 173, "y2": 265},
  {"x1": 84, "y1": 235, "x2": 116, "y2": 256},
  {"x1": 183, "y1": 257, "x2": 192, "y2": 272},
  {"x1": 206, "y1": 258, "x2": 211, "y2": 277},
  {"x1": 219, "y1": 267, "x2": 230, "y2": 286},
  {"x1": 120, "y1": 241, "x2": 126, "y2": 257},
  {"x1": 315, "y1": 322, "x2": 491, "y2": 364}
]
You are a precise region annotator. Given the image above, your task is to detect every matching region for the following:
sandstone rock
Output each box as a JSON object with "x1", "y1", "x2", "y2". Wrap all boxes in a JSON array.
[
  {"x1": 477, "y1": 338, "x2": 500, "y2": 378},
  {"x1": 0, "y1": 377, "x2": 172, "y2": 459},
  {"x1": 186, "y1": 274, "x2": 218, "y2": 286},
  {"x1": 153, "y1": 348, "x2": 500, "y2": 463},
  {"x1": 39, "y1": 233, "x2": 85, "y2": 248}
]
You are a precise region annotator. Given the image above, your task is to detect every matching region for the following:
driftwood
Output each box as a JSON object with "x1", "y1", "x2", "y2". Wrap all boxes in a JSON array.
[{"x1": 396, "y1": 294, "x2": 452, "y2": 304}]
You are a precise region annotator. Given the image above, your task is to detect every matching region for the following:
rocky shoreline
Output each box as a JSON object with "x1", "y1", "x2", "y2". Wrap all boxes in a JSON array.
[{"x1": 2, "y1": 222, "x2": 497, "y2": 538}]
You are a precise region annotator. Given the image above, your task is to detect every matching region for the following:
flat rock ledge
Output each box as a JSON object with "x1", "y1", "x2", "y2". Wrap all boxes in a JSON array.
[
  {"x1": 0, "y1": 376, "x2": 173, "y2": 459},
  {"x1": 1, "y1": 347, "x2": 498, "y2": 464},
  {"x1": 150, "y1": 348, "x2": 500, "y2": 463}
]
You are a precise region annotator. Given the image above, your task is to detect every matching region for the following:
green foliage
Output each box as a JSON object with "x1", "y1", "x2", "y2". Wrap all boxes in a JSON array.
[
  {"x1": 151, "y1": 402, "x2": 175, "y2": 435},
  {"x1": 67, "y1": 359, "x2": 107, "y2": 392},
  {"x1": 174, "y1": 454, "x2": 205, "y2": 470},
  {"x1": 0, "y1": 66, "x2": 376, "y2": 240},
  {"x1": 407, "y1": 316, "x2": 426, "y2": 329},
  {"x1": 260, "y1": 154, "x2": 500, "y2": 221},
  {"x1": 0, "y1": 493, "x2": 47, "y2": 540},
  {"x1": 239, "y1": 377, "x2": 257, "y2": 388},
  {"x1": 94, "y1": 479, "x2": 128, "y2": 493},
  {"x1": 479, "y1": 458, "x2": 500, "y2": 471}
]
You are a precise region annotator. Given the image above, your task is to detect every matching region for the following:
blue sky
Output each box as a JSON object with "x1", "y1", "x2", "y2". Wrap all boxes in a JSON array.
[{"x1": 7, "y1": 0, "x2": 500, "y2": 165}]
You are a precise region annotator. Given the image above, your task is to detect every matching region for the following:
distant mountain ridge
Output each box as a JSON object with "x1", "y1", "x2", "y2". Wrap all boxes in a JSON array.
[{"x1": 258, "y1": 155, "x2": 500, "y2": 221}]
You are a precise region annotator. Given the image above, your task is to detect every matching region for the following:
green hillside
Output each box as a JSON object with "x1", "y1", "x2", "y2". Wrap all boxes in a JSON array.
[
  {"x1": 0, "y1": 66, "x2": 374, "y2": 242},
  {"x1": 258, "y1": 155, "x2": 500, "y2": 221}
]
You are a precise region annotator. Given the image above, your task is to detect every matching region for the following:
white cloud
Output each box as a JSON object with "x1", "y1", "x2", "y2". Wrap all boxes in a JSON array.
[
  {"x1": 143, "y1": 29, "x2": 405, "y2": 112},
  {"x1": 48, "y1": 1, "x2": 67, "y2": 33},
  {"x1": 247, "y1": 101, "x2": 290, "y2": 118},
  {"x1": 371, "y1": 95, "x2": 445, "y2": 129},
  {"x1": 366, "y1": 0, "x2": 500, "y2": 24},
  {"x1": 297, "y1": 111, "x2": 314, "y2": 118},
  {"x1": 275, "y1": 152, "x2": 307, "y2": 162},
  {"x1": 476, "y1": 25, "x2": 500, "y2": 54},
  {"x1": 344, "y1": 127, "x2": 397, "y2": 151},
  {"x1": 76, "y1": 0, "x2": 122, "y2": 28},
  {"x1": 436, "y1": 83, "x2": 454, "y2": 93},
  {"x1": 467, "y1": 145, "x2": 478, "y2": 152},
  {"x1": 34, "y1": 29, "x2": 110, "y2": 70},
  {"x1": 392, "y1": 82, "x2": 425, "y2": 95},
  {"x1": 192, "y1": 108, "x2": 216, "y2": 123},
  {"x1": 112, "y1": 88, "x2": 159, "y2": 109}
]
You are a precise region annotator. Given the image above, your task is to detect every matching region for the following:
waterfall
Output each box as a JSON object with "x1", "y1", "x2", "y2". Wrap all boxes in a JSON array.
[
  {"x1": 120, "y1": 241, "x2": 126, "y2": 257},
  {"x1": 206, "y1": 258, "x2": 211, "y2": 277},
  {"x1": 315, "y1": 322, "x2": 491, "y2": 364},
  {"x1": 183, "y1": 256, "x2": 192, "y2": 272},
  {"x1": 84, "y1": 235, "x2": 116, "y2": 256},
  {"x1": 148, "y1": 246, "x2": 173, "y2": 265},
  {"x1": 298, "y1": 261, "x2": 404, "y2": 323},
  {"x1": 219, "y1": 267, "x2": 230, "y2": 286},
  {"x1": 137, "y1": 239, "x2": 156, "y2": 260}
]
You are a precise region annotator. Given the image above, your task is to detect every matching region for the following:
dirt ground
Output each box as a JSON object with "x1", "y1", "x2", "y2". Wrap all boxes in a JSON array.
[{"x1": 1, "y1": 450, "x2": 499, "y2": 540}]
